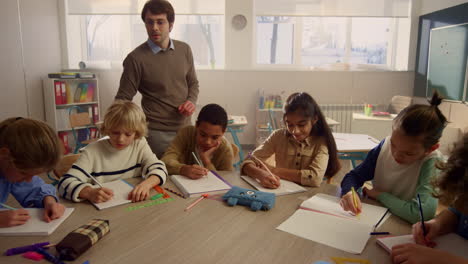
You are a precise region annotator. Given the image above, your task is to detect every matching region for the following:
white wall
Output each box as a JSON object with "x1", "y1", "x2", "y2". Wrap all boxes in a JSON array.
[
  {"x1": 94, "y1": 69, "x2": 414, "y2": 145},
  {"x1": 419, "y1": 0, "x2": 468, "y2": 15},
  {"x1": 0, "y1": 0, "x2": 62, "y2": 121}
]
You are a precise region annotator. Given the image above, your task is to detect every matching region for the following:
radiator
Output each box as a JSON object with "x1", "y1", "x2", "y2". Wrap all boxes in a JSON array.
[{"x1": 320, "y1": 104, "x2": 387, "y2": 133}]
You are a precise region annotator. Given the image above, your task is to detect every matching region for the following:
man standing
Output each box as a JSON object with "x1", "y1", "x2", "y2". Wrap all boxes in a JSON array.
[{"x1": 115, "y1": 0, "x2": 199, "y2": 157}]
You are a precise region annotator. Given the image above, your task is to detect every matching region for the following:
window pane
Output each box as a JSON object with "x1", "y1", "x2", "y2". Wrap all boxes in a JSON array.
[
  {"x1": 350, "y1": 18, "x2": 391, "y2": 65},
  {"x1": 301, "y1": 17, "x2": 347, "y2": 67},
  {"x1": 256, "y1": 16, "x2": 294, "y2": 65},
  {"x1": 84, "y1": 14, "x2": 224, "y2": 68}
]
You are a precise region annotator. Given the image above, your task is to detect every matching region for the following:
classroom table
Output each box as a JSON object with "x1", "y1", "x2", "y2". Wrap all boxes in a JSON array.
[
  {"x1": 0, "y1": 171, "x2": 411, "y2": 264},
  {"x1": 334, "y1": 132, "x2": 380, "y2": 168}
]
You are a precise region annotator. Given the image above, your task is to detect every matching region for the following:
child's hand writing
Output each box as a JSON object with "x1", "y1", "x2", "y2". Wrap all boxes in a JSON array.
[
  {"x1": 255, "y1": 160, "x2": 281, "y2": 189},
  {"x1": 80, "y1": 186, "x2": 114, "y2": 203},
  {"x1": 180, "y1": 164, "x2": 209, "y2": 179},
  {"x1": 412, "y1": 220, "x2": 439, "y2": 247},
  {"x1": 42, "y1": 196, "x2": 65, "y2": 222},
  {"x1": 391, "y1": 243, "x2": 464, "y2": 264},
  {"x1": 339, "y1": 191, "x2": 362, "y2": 215},
  {"x1": 0, "y1": 209, "x2": 30, "y2": 227}
]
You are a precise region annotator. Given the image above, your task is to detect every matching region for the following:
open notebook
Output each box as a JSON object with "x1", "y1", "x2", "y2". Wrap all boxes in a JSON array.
[
  {"x1": 241, "y1": 176, "x2": 307, "y2": 196},
  {"x1": 0, "y1": 208, "x2": 74, "y2": 236},
  {"x1": 277, "y1": 193, "x2": 391, "y2": 254},
  {"x1": 92, "y1": 179, "x2": 134, "y2": 210},
  {"x1": 171, "y1": 171, "x2": 231, "y2": 198},
  {"x1": 377, "y1": 233, "x2": 468, "y2": 258}
]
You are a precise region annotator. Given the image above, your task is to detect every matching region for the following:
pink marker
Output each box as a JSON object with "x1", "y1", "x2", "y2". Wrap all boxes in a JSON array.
[{"x1": 184, "y1": 194, "x2": 209, "y2": 211}]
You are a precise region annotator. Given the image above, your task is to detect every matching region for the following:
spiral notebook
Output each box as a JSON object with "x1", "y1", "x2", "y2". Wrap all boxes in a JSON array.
[
  {"x1": 0, "y1": 208, "x2": 74, "y2": 236},
  {"x1": 170, "y1": 171, "x2": 231, "y2": 198}
]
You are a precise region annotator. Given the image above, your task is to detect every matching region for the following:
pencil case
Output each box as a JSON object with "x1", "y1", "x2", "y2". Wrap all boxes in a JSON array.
[
  {"x1": 56, "y1": 219, "x2": 110, "y2": 261},
  {"x1": 222, "y1": 186, "x2": 275, "y2": 211}
]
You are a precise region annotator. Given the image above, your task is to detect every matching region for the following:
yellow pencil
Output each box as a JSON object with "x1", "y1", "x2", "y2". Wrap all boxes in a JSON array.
[{"x1": 351, "y1": 187, "x2": 360, "y2": 216}]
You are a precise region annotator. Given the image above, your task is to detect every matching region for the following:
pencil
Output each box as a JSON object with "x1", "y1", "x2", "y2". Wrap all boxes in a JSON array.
[
  {"x1": 0, "y1": 202, "x2": 16, "y2": 210},
  {"x1": 76, "y1": 165, "x2": 103, "y2": 188},
  {"x1": 248, "y1": 152, "x2": 278, "y2": 185},
  {"x1": 351, "y1": 187, "x2": 360, "y2": 215},
  {"x1": 184, "y1": 194, "x2": 209, "y2": 211},
  {"x1": 192, "y1": 151, "x2": 204, "y2": 167},
  {"x1": 417, "y1": 194, "x2": 427, "y2": 236},
  {"x1": 374, "y1": 208, "x2": 390, "y2": 231}
]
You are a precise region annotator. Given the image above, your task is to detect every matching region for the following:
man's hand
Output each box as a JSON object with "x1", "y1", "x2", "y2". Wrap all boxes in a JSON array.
[{"x1": 178, "y1": 101, "x2": 196, "y2": 116}]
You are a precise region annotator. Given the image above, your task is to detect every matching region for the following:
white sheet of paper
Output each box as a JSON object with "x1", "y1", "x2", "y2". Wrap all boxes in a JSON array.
[
  {"x1": 171, "y1": 171, "x2": 231, "y2": 197},
  {"x1": 377, "y1": 233, "x2": 468, "y2": 258},
  {"x1": 300, "y1": 193, "x2": 391, "y2": 226},
  {"x1": 92, "y1": 180, "x2": 133, "y2": 210},
  {"x1": 0, "y1": 208, "x2": 74, "y2": 236},
  {"x1": 277, "y1": 209, "x2": 373, "y2": 254},
  {"x1": 241, "y1": 176, "x2": 307, "y2": 196}
]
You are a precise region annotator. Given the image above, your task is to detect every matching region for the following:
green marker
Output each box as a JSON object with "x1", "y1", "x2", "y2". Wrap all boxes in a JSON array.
[{"x1": 150, "y1": 193, "x2": 163, "y2": 200}]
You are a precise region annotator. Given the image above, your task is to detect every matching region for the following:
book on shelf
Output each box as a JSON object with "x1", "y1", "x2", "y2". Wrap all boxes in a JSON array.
[
  {"x1": 86, "y1": 84, "x2": 94, "y2": 102},
  {"x1": 54, "y1": 81, "x2": 62, "y2": 105},
  {"x1": 77, "y1": 72, "x2": 95, "y2": 78},
  {"x1": 58, "y1": 131, "x2": 70, "y2": 155},
  {"x1": 48, "y1": 72, "x2": 77, "y2": 79},
  {"x1": 79, "y1": 83, "x2": 88, "y2": 102},
  {"x1": 170, "y1": 171, "x2": 232, "y2": 198},
  {"x1": 277, "y1": 193, "x2": 391, "y2": 254},
  {"x1": 60, "y1": 81, "x2": 67, "y2": 104},
  {"x1": 92, "y1": 104, "x2": 99, "y2": 123}
]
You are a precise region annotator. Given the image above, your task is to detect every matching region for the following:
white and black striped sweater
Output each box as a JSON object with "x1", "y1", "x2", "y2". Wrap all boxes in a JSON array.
[{"x1": 58, "y1": 137, "x2": 167, "y2": 202}]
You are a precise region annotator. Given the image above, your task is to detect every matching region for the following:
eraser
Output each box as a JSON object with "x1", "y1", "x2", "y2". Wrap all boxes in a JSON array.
[{"x1": 22, "y1": 251, "x2": 44, "y2": 261}]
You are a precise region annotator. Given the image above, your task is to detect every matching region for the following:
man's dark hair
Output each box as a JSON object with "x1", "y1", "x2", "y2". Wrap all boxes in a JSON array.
[
  {"x1": 141, "y1": 0, "x2": 175, "y2": 23},
  {"x1": 196, "y1": 104, "x2": 228, "y2": 130}
]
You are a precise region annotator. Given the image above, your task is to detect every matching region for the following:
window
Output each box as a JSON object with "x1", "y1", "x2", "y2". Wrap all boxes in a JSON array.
[
  {"x1": 256, "y1": 16, "x2": 409, "y2": 70},
  {"x1": 63, "y1": 0, "x2": 225, "y2": 69}
]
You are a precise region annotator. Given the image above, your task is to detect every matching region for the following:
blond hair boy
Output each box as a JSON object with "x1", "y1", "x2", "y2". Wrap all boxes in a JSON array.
[{"x1": 58, "y1": 101, "x2": 167, "y2": 203}]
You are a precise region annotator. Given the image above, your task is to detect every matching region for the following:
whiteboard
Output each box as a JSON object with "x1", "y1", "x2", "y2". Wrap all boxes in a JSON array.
[{"x1": 427, "y1": 23, "x2": 468, "y2": 102}]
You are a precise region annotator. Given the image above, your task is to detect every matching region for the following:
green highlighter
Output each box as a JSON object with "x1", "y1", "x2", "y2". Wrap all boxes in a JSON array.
[{"x1": 150, "y1": 193, "x2": 164, "y2": 200}]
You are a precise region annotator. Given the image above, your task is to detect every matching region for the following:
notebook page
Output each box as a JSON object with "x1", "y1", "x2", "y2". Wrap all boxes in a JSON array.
[
  {"x1": 92, "y1": 180, "x2": 133, "y2": 210},
  {"x1": 241, "y1": 176, "x2": 307, "y2": 196},
  {"x1": 0, "y1": 208, "x2": 74, "y2": 236},
  {"x1": 171, "y1": 171, "x2": 231, "y2": 196},
  {"x1": 300, "y1": 193, "x2": 390, "y2": 226},
  {"x1": 277, "y1": 209, "x2": 373, "y2": 254}
]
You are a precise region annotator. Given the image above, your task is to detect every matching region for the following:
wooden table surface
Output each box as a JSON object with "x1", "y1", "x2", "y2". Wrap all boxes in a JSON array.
[{"x1": 0, "y1": 171, "x2": 411, "y2": 264}]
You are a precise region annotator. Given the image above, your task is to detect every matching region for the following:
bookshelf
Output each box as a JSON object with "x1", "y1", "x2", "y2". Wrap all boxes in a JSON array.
[{"x1": 43, "y1": 77, "x2": 101, "y2": 154}]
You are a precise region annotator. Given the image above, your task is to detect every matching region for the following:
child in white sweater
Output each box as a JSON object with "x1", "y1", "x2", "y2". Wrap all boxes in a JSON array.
[{"x1": 58, "y1": 100, "x2": 167, "y2": 203}]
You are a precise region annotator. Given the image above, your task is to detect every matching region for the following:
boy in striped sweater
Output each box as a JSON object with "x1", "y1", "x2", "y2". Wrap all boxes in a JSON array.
[{"x1": 58, "y1": 100, "x2": 167, "y2": 203}]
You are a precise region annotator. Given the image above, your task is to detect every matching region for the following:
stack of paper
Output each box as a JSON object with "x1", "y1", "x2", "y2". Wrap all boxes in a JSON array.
[
  {"x1": 0, "y1": 208, "x2": 74, "y2": 236},
  {"x1": 171, "y1": 171, "x2": 231, "y2": 198},
  {"x1": 277, "y1": 193, "x2": 391, "y2": 254},
  {"x1": 241, "y1": 176, "x2": 307, "y2": 196}
]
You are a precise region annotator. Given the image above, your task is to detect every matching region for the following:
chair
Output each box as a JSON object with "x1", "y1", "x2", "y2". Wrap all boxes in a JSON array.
[
  {"x1": 47, "y1": 154, "x2": 80, "y2": 185},
  {"x1": 68, "y1": 106, "x2": 97, "y2": 153},
  {"x1": 388, "y1": 95, "x2": 412, "y2": 114}
]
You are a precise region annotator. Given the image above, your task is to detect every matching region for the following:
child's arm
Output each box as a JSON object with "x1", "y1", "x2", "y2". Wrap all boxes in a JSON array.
[
  {"x1": 340, "y1": 140, "x2": 384, "y2": 195},
  {"x1": 339, "y1": 140, "x2": 383, "y2": 214},
  {"x1": 0, "y1": 209, "x2": 30, "y2": 227},
  {"x1": 210, "y1": 139, "x2": 235, "y2": 171},
  {"x1": 129, "y1": 139, "x2": 168, "y2": 202},
  {"x1": 10, "y1": 176, "x2": 59, "y2": 208},
  {"x1": 391, "y1": 243, "x2": 468, "y2": 264},
  {"x1": 240, "y1": 130, "x2": 281, "y2": 189},
  {"x1": 272, "y1": 144, "x2": 329, "y2": 187},
  {"x1": 57, "y1": 151, "x2": 111, "y2": 203},
  {"x1": 376, "y1": 158, "x2": 438, "y2": 224}
]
